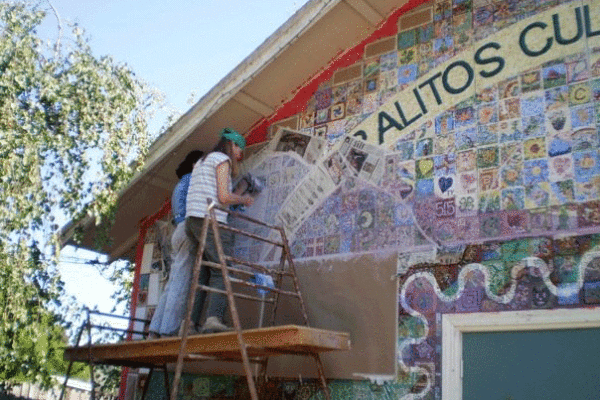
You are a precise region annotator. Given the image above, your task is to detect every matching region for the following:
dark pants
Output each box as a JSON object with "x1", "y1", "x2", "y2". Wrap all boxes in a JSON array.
[{"x1": 185, "y1": 216, "x2": 232, "y2": 326}]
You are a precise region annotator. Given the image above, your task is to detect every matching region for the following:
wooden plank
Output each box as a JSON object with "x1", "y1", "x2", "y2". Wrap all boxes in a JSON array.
[{"x1": 63, "y1": 325, "x2": 350, "y2": 367}]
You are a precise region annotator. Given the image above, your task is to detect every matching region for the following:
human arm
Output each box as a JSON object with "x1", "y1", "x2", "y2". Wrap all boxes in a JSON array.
[{"x1": 215, "y1": 161, "x2": 254, "y2": 207}]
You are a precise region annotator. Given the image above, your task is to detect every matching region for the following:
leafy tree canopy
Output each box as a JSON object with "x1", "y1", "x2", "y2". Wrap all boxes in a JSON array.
[{"x1": 0, "y1": 0, "x2": 162, "y2": 387}]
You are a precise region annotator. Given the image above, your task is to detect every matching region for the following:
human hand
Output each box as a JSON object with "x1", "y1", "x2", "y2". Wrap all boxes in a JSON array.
[{"x1": 242, "y1": 195, "x2": 254, "y2": 207}]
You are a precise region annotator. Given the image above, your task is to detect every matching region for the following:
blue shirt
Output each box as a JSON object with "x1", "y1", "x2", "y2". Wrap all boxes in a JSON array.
[{"x1": 171, "y1": 173, "x2": 192, "y2": 225}]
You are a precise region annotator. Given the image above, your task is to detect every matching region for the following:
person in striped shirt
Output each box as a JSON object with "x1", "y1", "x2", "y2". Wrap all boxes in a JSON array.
[
  {"x1": 148, "y1": 150, "x2": 204, "y2": 338},
  {"x1": 185, "y1": 128, "x2": 254, "y2": 334}
]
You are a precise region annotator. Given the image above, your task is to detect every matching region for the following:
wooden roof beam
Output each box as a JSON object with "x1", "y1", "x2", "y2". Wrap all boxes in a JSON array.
[{"x1": 343, "y1": 0, "x2": 383, "y2": 26}]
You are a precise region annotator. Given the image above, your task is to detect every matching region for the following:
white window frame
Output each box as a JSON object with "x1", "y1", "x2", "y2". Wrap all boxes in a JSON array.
[{"x1": 441, "y1": 308, "x2": 600, "y2": 399}]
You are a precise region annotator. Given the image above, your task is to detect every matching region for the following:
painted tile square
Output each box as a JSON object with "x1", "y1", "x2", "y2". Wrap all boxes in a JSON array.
[
  {"x1": 457, "y1": 150, "x2": 477, "y2": 171},
  {"x1": 571, "y1": 104, "x2": 595, "y2": 128},
  {"x1": 499, "y1": 77, "x2": 520, "y2": 99},
  {"x1": 455, "y1": 106, "x2": 476, "y2": 128},
  {"x1": 452, "y1": 11, "x2": 472, "y2": 33},
  {"x1": 500, "y1": 165, "x2": 523, "y2": 188},
  {"x1": 520, "y1": 70, "x2": 541, "y2": 93},
  {"x1": 498, "y1": 120, "x2": 522, "y2": 142},
  {"x1": 591, "y1": 78, "x2": 600, "y2": 101},
  {"x1": 398, "y1": 29, "x2": 417, "y2": 50},
  {"x1": 416, "y1": 178, "x2": 435, "y2": 195},
  {"x1": 572, "y1": 127, "x2": 598, "y2": 152},
  {"x1": 434, "y1": 134, "x2": 455, "y2": 155},
  {"x1": 592, "y1": 50, "x2": 600, "y2": 77},
  {"x1": 529, "y1": 208, "x2": 552, "y2": 232},
  {"x1": 473, "y1": 5, "x2": 494, "y2": 27},
  {"x1": 456, "y1": 127, "x2": 477, "y2": 150},
  {"x1": 568, "y1": 82, "x2": 591, "y2": 106},
  {"x1": 573, "y1": 150, "x2": 600, "y2": 182},
  {"x1": 542, "y1": 63, "x2": 567, "y2": 89},
  {"x1": 551, "y1": 204, "x2": 578, "y2": 231},
  {"x1": 416, "y1": 158, "x2": 434, "y2": 179},
  {"x1": 314, "y1": 88, "x2": 332, "y2": 110},
  {"x1": 523, "y1": 159, "x2": 549, "y2": 184},
  {"x1": 434, "y1": 0, "x2": 453, "y2": 20},
  {"x1": 549, "y1": 155, "x2": 574, "y2": 181},
  {"x1": 476, "y1": 85, "x2": 497, "y2": 103},
  {"x1": 457, "y1": 194, "x2": 478, "y2": 215},
  {"x1": 418, "y1": 24, "x2": 434, "y2": 43},
  {"x1": 379, "y1": 51, "x2": 398, "y2": 72},
  {"x1": 415, "y1": 138, "x2": 433, "y2": 157},
  {"x1": 363, "y1": 59, "x2": 380, "y2": 78},
  {"x1": 550, "y1": 180, "x2": 575, "y2": 205},
  {"x1": 578, "y1": 200, "x2": 600, "y2": 227},
  {"x1": 398, "y1": 47, "x2": 418, "y2": 65},
  {"x1": 520, "y1": 93, "x2": 544, "y2": 117},
  {"x1": 498, "y1": 98, "x2": 520, "y2": 121},
  {"x1": 433, "y1": 36, "x2": 454, "y2": 57},
  {"x1": 546, "y1": 123, "x2": 571, "y2": 153},
  {"x1": 395, "y1": 141, "x2": 415, "y2": 161},
  {"x1": 479, "y1": 168, "x2": 499, "y2": 191},
  {"x1": 502, "y1": 187, "x2": 525, "y2": 210},
  {"x1": 477, "y1": 146, "x2": 499, "y2": 168},
  {"x1": 364, "y1": 77, "x2": 378, "y2": 93},
  {"x1": 523, "y1": 137, "x2": 546, "y2": 160},
  {"x1": 525, "y1": 182, "x2": 550, "y2": 209},
  {"x1": 435, "y1": 112, "x2": 455, "y2": 135},
  {"x1": 544, "y1": 86, "x2": 569, "y2": 111},
  {"x1": 477, "y1": 123, "x2": 498, "y2": 146},
  {"x1": 480, "y1": 213, "x2": 502, "y2": 237},
  {"x1": 502, "y1": 210, "x2": 530, "y2": 235},
  {"x1": 457, "y1": 171, "x2": 478, "y2": 194},
  {"x1": 478, "y1": 102, "x2": 498, "y2": 124},
  {"x1": 566, "y1": 58, "x2": 589, "y2": 83},
  {"x1": 521, "y1": 115, "x2": 545, "y2": 138},
  {"x1": 501, "y1": 142, "x2": 523, "y2": 165},
  {"x1": 575, "y1": 177, "x2": 600, "y2": 202},
  {"x1": 397, "y1": 64, "x2": 418, "y2": 85},
  {"x1": 546, "y1": 109, "x2": 571, "y2": 135},
  {"x1": 434, "y1": 153, "x2": 456, "y2": 176}
]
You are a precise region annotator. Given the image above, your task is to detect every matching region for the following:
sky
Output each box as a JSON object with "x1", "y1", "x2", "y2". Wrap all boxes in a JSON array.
[{"x1": 42, "y1": 0, "x2": 305, "y2": 316}]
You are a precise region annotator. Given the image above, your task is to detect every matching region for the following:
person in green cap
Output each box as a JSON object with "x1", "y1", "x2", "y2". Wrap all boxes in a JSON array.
[{"x1": 185, "y1": 128, "x2": 254, "y2": 334}]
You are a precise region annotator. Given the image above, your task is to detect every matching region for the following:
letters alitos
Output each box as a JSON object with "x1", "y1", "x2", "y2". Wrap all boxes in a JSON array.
[{"x1": 351, "y1": 2, "x2": 599, "y2": 146}]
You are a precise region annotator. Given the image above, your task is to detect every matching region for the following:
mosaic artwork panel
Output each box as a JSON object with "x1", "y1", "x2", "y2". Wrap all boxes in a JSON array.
[{"x1": 189, "y1": 0, "x2": 600, "y2": 399}]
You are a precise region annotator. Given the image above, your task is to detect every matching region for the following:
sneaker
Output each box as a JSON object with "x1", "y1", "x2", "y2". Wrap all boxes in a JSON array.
[
  {"x1": 200, "y1": 317, "x2": 233, "y2": 334},
  {"x1": 147, "y1": 331, "x2": 160, "y2": 339},
  {"x1": 178, "y1": 320, "x2": 200, "y2": 337}
]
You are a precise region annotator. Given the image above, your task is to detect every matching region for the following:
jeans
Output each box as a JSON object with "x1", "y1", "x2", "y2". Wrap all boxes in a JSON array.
[
  {"x1": 148, "y1": 222, "x2": 196, "y2": 335},
  {"x1": 185, "y1": 216, "x2": 232, "y2": 324}
]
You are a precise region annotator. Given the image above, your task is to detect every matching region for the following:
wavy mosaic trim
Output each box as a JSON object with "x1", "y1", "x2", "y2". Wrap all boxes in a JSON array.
[{"x1": 397, "y1": 248, "x2": 600, "y2": 399}]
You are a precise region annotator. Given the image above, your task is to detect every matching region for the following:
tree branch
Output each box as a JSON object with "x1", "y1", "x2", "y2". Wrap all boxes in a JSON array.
[{"x1": 45, "y1": 0, "x2": 63, "y2": 57}]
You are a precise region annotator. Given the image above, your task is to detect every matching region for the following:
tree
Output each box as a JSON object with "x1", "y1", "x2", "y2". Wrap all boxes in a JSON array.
[{"x1": 0, "y1": 1, "x2": 161, "y2": 388}]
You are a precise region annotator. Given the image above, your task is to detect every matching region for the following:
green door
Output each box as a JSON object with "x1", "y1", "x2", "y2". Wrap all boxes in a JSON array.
[{"x1": 463, "y1": 328, "x2": 600, "y2": 400}]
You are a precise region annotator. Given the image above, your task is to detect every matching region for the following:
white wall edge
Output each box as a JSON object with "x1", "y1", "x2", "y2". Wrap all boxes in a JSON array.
[{"x1": 441, "y1": 307, "x2": 600, "y2": 400}]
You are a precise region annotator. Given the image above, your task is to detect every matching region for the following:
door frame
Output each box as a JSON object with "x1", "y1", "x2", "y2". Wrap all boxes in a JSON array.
[{"x1": 441, "y1": 308, "x2": 600, "y2": 399}]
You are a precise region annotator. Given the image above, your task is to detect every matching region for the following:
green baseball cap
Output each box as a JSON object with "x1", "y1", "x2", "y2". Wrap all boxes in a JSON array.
[{"x1": 221, "y1": 128, "x2": 246, "y2": 150}]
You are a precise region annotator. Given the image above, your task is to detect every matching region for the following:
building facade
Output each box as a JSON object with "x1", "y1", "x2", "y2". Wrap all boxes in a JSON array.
[{"x1": 124, "y1": 0, "x2": 600, "y2": 398}]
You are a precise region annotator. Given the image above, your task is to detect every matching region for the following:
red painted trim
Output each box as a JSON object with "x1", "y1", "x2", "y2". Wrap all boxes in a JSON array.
[
  {"x1": 246, "y1": 0, "x2": 432, "y2": 146},
  {"x1": 118, "y1": 198, "x2": 171, "y2": 399}
]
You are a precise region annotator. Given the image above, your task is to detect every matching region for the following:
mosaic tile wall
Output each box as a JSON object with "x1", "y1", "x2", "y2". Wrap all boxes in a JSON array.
[
  {"x1": 286, "y1": 0, "x2": 600, "y2": 256},
  {"x1": 153, "y1": 0, "x2": 600, "y2": 398}
]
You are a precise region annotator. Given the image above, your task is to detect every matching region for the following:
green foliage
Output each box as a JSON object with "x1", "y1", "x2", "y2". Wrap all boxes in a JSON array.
[{"x1": 0, "y1": 0, "x2": 161, "y2": 388}]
